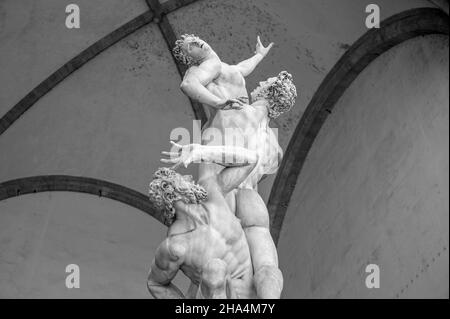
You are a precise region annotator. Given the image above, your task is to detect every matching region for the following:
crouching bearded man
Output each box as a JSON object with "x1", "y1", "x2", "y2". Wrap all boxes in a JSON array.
[{"x1": 147, "y1": 143, "x2": 261, "y2": 299}]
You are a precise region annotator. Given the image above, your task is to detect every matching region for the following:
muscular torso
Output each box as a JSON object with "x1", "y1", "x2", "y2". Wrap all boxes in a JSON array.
[
  {"x1": 167, "y1": 187, "x2": 255, "y2": 298},
  {"x1": 204, "y1": 62, "x2": 249, "y2": 123},
  {"x1": 200, "y1": 63, "x2": 266, "y2": 193}
]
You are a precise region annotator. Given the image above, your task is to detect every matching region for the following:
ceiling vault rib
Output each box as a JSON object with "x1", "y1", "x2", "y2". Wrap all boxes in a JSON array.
[
  {"x1": 0, "y1": 0, "x2": 202, "y2": 228},
  {"x1": 0, "y1": 0, "x2": 204, "y2": 137},
  {"x1": 0, "y1": 11, "x2": 154, "y2": 136},
  {"x1": 267, "y1": 8, "x2": 449, "y2": 246},
  {"x1": 0, "y1": 175, "x2": 167, "y2": 226},
  {"x1": 146, "y1": 0, "x2": 208, "y2": 124}
]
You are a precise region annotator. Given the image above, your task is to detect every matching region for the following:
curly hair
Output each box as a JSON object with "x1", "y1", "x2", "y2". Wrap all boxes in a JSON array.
[
  {"x1": 148, "y1": 167, "x2": 208, "y2": 225},
  {"x1": 255, "y1": 71, "x2": 297, "y2": 119},
  {"x1": 172, "y1": 34, "x2": 202, "y2": 67}
]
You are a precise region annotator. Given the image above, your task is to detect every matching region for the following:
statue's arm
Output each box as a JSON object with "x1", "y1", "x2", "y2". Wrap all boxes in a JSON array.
[
  {"x1": 217, "y1": 154, "x2": 258, "y2": 194},
  {"x1": 198, "y1": 144, "x2": 259, "y2": 193},
  {"x1": 147, "y1": 239, "x2": 185, "y2": 299},
  {"x1": 197, "y1": 144, "x2": 258, "y2": 168},
  {"x1": 162, "y1": 142, "x2": 258, "y2": 193},
  {"x1": 162, "y1": 142, "x2": 258, "y2": 169},
  {"x1": 236, "y1": 36, "x2": 273, "y2": 77}
]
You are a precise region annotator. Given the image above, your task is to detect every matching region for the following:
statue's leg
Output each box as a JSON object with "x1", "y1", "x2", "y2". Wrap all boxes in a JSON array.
[{"x1": 236, "y1": 189, "x2": 283, "y2": 299}]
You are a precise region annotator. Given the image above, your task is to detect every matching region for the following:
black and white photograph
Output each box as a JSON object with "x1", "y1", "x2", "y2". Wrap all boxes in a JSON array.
[{"x1": 0, "y1": 0, "x2": 448, "y2": 308}]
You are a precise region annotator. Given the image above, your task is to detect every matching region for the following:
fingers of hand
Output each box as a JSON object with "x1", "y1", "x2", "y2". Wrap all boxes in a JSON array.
[
  {"x1": 161, "y1": 151, "x2": 179, "y2": 157},
  {"x1": 230, "y1": 102, "x2": 243, "y2": 110},
  {"x1": 224, "y1": 99, "x2": 238, "y2": 106},
  {"x1": 170, "y1": 140, "x2": 182, "y2": 149},
  {"x1": 161, "y1": 158, "x2": 178, "y2": 164}
]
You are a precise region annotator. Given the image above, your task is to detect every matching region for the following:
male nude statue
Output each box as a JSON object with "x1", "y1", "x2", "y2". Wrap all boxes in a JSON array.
[
  {"x1": 172, "y1": 34, "x2": 297, "y2": 298},
  {"x1": 147, "y1": 143, "x2": 260, "y2": 299}
]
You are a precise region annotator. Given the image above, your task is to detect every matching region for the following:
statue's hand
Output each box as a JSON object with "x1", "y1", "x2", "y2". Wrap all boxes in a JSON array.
[
  {"x1": 255, "y1": 35, "x2": 274, "y2": 58},
  {"x1": 218, "y1": 98, "x2": 245, "y2": 110},
  {"x1": 161, "y1": 141, "x2": 199, "y2": 170}
]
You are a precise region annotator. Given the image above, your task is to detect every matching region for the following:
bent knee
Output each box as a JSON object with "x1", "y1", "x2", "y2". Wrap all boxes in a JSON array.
[
  {"x1": 255, "y1": 265, "x2": 282, "y2": 279},
  {"x1": 254, "y1": 265, "x2": 283, "y2": 299},
  {"x1": 254, "y1": 265, "x2": 283, "y2": 289}
]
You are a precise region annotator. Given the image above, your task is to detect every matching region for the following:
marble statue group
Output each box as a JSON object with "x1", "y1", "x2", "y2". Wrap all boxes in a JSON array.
[{"x1": 146, "y1": 34, "x2": 297, "y2": 299}]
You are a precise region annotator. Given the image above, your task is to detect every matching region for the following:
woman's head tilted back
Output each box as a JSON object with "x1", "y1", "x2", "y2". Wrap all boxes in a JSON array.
[
  {"x1": 148, "y1": 167, "x2": 208, "y2": 225},
  {"x1": 251, "y1": 71, "x2": 297, "y2": 119},
  {"x1": 173, "y1": 34, "x2": 212, "y2": 67}
]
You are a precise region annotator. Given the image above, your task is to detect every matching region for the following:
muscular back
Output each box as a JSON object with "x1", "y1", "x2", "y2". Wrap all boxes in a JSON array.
[
  {"x1": 201, "y1": 104, "x2": 268, "y2": 194},
  {"x1": 167, "y1": 183, "x2": 254, "y2": 298}
]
